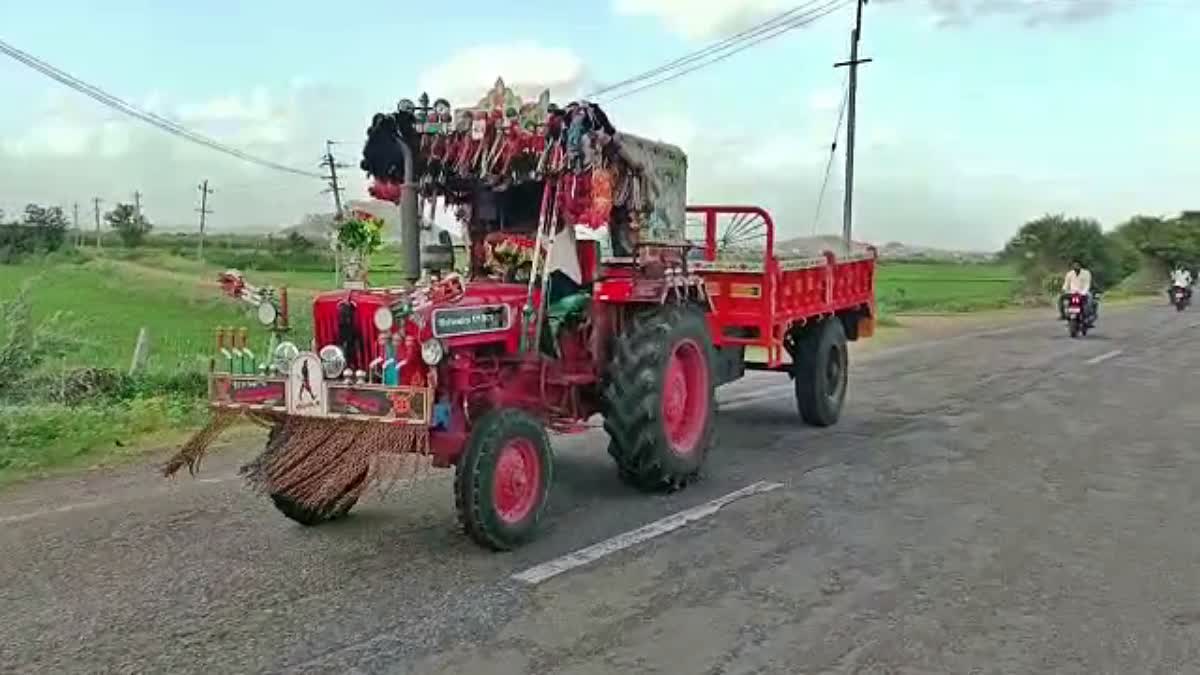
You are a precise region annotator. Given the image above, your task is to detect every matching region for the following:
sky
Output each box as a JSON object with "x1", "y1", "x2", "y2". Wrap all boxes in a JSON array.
[{"x1": 1, "y1": 0, "x2": 1198, "y2": 251}]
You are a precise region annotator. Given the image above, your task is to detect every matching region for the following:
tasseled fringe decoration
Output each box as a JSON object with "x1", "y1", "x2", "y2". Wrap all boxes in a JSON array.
[
  {"x1": 239, "y1": 417, "x2": 431, "y2": 514},
  {"x1": 162, "y1": 409, "x2": 243, "y2": 478}
]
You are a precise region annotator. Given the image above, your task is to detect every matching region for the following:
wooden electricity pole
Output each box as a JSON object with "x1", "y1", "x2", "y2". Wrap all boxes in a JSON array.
[
  {"x1": 834, "y1": 0, "x2": 871, "y2": 248},
  {"x1": 196, "y1": 180, "x2": 213, "y2": 261},
  {"x1": 92, "y1": 197, "x2": 103, "y2": 250}
]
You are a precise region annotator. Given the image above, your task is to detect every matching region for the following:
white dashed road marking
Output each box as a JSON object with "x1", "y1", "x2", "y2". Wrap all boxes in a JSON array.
[
  {"x1": 1085, "y1": 349, "x2": 1123, "y2": 365},
  {"x1": 512, "y1": 481, "x2": 784, "y2": 585}
]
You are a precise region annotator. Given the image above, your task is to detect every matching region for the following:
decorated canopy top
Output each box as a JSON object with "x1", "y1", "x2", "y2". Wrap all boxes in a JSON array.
[{"x1": 359, "y1": 77, "x2": 689, "y2": 247}]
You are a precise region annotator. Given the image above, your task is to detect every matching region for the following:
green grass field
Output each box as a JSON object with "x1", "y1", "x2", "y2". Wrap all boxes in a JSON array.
[{"x1": 876, "y1": 261, "x2": 1022, "y2": 314}]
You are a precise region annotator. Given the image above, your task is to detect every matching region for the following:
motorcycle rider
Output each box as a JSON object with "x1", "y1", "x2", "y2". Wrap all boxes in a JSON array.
[
  {"x1": 1168, "y1": 265, "x2": 1193, "y2": 304},
  {"x1": 1060, "y1": 259, "x2": 1095, "y2": 322}
]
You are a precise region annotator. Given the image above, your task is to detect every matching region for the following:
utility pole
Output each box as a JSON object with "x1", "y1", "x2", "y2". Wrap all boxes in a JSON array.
[
  {"x1": 196, "y1": 180, "x2": 213, "y2": 262},
  {"x1": 92, "y1": 197, "x2": 103, "y2": 250},
  {"x1": 133, "y1": 190, "x2": 143, "y2": 220},
  {"x1": 72, "y1": 202, "x2": 80, "y2": 247},
  {"x1": 320, "y1": 140, "x2": 349, "y2": 284},
  {"x1": 834, "y1": 0, "x2": 871, "y2": 248},
  {"x1": 320, "y1": 140, "x2": 347, "y2": 219}
]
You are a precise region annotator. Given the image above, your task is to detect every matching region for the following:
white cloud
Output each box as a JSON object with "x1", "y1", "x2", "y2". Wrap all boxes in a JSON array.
[
  {"x1": 0, "y1": 82, "x2": 367, "y2": 231},
  {"x1": 417, "y1": 43, "x2": 589, "y2": 106},
  {"x1": 807, "y1": 86, "x2": 843, "y2": 113},
  {"x1": 614, "y1": 0, "x2": 1125, "y2": 38},
  {"x1": 613, "y1": 0, "x2": 793, "y2": 40}
]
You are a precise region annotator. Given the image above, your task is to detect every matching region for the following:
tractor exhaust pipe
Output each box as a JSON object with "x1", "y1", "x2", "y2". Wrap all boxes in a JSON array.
[{"x1": 396, "y1": 136, "x2": 421, "y2": 285}]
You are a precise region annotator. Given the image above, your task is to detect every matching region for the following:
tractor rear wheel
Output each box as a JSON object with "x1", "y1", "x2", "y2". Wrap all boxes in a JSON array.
[
  {"x1": 792, "y1": 318, "x2": 848, "y2": 427},
  {"x1": 604, "y1": 304, "x2": 717, "y2": 492},
  {"x1": 455, "y1": 409, "x2": 553, "y2": 551}
]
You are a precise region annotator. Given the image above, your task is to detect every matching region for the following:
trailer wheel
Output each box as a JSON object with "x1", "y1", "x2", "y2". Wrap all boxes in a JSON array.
[
  {"x1": 261, "y1": 423, "x2": 362, "y2": 526},
  {"x1": 793, "y1": 318, "x2": 848, "y2": 427},
  {"x1": 604, "y1": 305, "x2": 717, "y2": 491},
  {"x1": 455, "y1": 409, "x2": 553, "y2": 551}
]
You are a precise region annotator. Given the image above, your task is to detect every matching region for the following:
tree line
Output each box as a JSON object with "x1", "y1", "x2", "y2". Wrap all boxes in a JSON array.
[
  {"x1": 1002, "y1": 211, "x2": 1200, "y2": 295},
  {"x1": 0, "y1": 202, "x2": 152, "y2": 262}
]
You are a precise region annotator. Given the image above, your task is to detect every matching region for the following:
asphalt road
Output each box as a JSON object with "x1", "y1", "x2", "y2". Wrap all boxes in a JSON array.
[{"x1": 3, "y1": 302, "x2": 1200, "y2": 674}]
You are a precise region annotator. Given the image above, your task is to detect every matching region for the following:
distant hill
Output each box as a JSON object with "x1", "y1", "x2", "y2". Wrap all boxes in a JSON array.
[{"x1": 772, "y1": 236, "x2": 997, "y2": 263}]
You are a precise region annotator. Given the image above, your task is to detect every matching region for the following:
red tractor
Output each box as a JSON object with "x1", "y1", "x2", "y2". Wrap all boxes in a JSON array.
[{"x1": 168, "y1": 81, "x2": 877, "y2": 551}]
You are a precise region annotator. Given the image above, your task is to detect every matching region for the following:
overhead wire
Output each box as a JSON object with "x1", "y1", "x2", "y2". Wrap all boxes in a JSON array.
[
  {"x1": 586, "y1": 0, "x2": 835, "y2": 100},
  {"x1": 811, "y1": 75, "x2": 849, "y2": 235},
  {"x1": 0, "y1": 38, "x2": 323, "y2": 179},
  {"x1": 594, "y1": 0, "x2": 852, "y2": 103}
]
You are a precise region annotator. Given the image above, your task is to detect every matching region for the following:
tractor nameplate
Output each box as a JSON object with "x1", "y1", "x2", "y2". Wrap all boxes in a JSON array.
[{"x1": 431, "y1": 305, "x2": 511, "y2": 338}]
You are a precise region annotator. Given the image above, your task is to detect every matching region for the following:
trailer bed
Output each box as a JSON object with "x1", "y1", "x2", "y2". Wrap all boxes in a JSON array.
[{"x1": 687, "y1": 205, "x2": 877, "y2": 369}]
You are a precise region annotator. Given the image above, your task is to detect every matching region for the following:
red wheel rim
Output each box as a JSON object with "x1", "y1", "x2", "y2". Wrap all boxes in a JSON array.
[
  {"x1": 661, "y1": 338, "x2": 710, "y2": 456},
  {"x1": 493, "y1": 438, "x2": 541, "y2": 524}
]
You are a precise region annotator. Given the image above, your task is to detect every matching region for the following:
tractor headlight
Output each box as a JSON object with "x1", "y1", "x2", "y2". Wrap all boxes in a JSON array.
[
  {"x1": 273, "y1": 341, "x2": 299, "y2": 373},
  {"x1": 318, "y1": 345, "x2": 346, "y2": 378},
  {"x1": 373, "y1": 306, "x2": 394, "y2": 332},
  {"x1": 256, "y1": 302, "x2": 278, "y2": 326},
  {"x1": 421, "y1": 338, "x2": 445, "y2": 366}
]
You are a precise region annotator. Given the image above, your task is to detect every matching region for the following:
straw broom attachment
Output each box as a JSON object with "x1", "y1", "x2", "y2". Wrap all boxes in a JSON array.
[{"x1": 165, "y1": 407, "x2": 432, "y2": 514}]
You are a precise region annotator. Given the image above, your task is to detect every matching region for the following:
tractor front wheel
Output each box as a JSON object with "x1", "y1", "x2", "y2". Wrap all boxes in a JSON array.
[
  {"x1": 261, "y1": 422, "x2": 363, "y2": 526},
  {"x1": 604, "y1": 305, "x2": 717, "y2": 492},
  {"x1": 792, "y1": 318, "x2": 849, "y2": 427},
  {"x1": 269, "y1": 491, "x2": 360, "y2": 526},
  {"x1": 455, "y1": 409, "x2": 554, "y2": 551}
]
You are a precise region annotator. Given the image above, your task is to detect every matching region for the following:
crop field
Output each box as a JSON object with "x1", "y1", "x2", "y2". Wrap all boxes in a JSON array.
[{"x1": 875, "y1": 261, "x2": 1022, "y2": 314}]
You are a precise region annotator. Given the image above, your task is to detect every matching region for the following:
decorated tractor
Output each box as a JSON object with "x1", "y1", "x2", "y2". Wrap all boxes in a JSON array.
[{"x1": 166, "y1": 78, "x2": 877, "y2": 551}]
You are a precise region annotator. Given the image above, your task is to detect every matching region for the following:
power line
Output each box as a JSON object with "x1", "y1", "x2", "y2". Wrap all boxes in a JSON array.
[
  {"x1": 596, "y1": 0, "x2": 851, "y2": 103},
  {"x1": 587, "y1": 0, "x2": 833, "y2": 100},
  {"x1": 0, "y1": 38, "x2": 323, "y2": 179},
  {"x1": 811, "y1": 77, "x2": 850, "y2": 235}
]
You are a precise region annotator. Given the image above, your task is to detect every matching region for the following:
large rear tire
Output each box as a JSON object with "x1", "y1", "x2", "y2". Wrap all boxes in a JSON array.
[
  {"x1": 455, "y1": 409, "x2": 553, "y2": 551},
  {"x1": 793, "y1": 318, "x2": 849, "y2": 427},
  {"x1": 603, "y1": 305, "x2": 717, "y2": 492}
]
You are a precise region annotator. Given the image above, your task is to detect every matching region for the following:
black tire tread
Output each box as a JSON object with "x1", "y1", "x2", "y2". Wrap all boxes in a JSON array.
[
  {"x1": 793, "y1": 318, "x2": 849, "y2": 427},
  {"x1": 454, "y1": 408, "x2": 553, "y2": 551},
  {"x1": 603, "y1": 304, "x2": 717, "y2": 492}
]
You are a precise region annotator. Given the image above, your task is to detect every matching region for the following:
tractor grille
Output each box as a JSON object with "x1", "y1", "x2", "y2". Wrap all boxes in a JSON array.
[{"x1": 313, "y1": 291, "x2": 388, "y2": 372}]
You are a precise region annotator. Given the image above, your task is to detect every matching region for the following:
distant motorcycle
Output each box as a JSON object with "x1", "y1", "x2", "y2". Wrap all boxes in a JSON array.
[
  {"x1": 1064, "y1": 292, "x2": 1097, "y2": 338},
  {"x1": 1171, "y1": 284, "x2": 1191, "y2": 312}
]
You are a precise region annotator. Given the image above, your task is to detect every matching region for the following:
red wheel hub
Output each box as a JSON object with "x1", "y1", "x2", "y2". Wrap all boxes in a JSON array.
[
  {"x1": 493, "y1": 438, "x2": 541, "y2": 524},
  {"x1": 662, "y1": 339, "x2": 710, "y2": 456}
]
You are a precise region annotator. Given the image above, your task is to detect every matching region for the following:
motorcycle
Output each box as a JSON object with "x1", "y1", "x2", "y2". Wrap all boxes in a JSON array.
[
  {"x1": 1064, "y1": 291, "x2": 1097, "y2": 338},
  {"x1": 1171, "y1": 284, "x2": 1191, "y2": 312}
]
